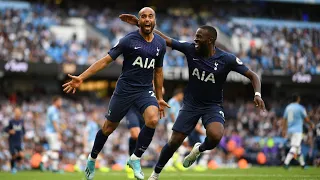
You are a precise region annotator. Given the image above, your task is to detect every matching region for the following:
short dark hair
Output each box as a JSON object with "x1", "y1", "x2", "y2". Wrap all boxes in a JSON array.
[
  {"x1": 200, "y1": 25, "x2": 217, "y2": 42},
  {"x1": 52, "y1": 96, "x2": 61, "y2": 103},
  {"x1": 173, "y1": 88, "x2": 184, "y2": 96},
  {"x1": 292, "y1": 93, "x2": 300, "y2": 102}
]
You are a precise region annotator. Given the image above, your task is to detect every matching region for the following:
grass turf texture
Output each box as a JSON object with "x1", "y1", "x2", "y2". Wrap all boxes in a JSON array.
[{"x1": 0, "y1": 167, "x2": 319, "y2": 180}]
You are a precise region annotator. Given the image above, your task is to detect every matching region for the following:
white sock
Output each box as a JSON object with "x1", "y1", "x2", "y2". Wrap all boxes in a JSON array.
[
  {"x1": 130, "y1": 153, "x2": 140, "y2": 160},
  {"x1": 52, "y1": 160, "x2": 59, "y2": 171},
  {"x1": 284, "y1": 153, "x2": 294, "y2": 165},
  {"x1": 195, "y1": 145, "x2": 201, "y2": 154},
  {"x1": 299, "y1": 155, "x2": 305, "y2": 166},
  {"x1": 151, "y1": 171, "x2": 159, "y2": 176},
  {"x1": 41, "y1": 153, "x2": 49, "y2": 163},
  {"x1": 88, "y1": 155, "x2": 96, "y2": 161}
]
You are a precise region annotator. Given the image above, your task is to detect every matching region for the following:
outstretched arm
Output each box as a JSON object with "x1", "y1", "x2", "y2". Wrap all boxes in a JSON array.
[
  {"x1": 244, "y1": 70, "x2": 266, "y2": 111},
  {"x1": 62, "y1": 55, "x2": 113, "y2": 93},
  {"x1": 119, "y1": 14, "x2": 173, "y2": 47},
  {"x1": 78, "y1": 55, "x2": 113, "y2": 81},
  {"x1": 153, "y1": 29, "x2": 172, "y2": 47}
]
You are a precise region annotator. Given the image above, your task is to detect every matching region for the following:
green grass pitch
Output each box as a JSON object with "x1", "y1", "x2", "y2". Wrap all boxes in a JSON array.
[{"x1": 0, "y1": 167, "x2": 319, "y2": 180}]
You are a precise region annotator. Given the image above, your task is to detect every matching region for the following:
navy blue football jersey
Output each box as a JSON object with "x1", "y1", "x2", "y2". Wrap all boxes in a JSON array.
[
  {"x1": 171, "y1": 39, "x2": 249, "y2": 108},
  {"x1": 108, "y1": 30, "x2": 166, "y2": 94},
  {"x1": 5, "y1": 119, "x2": 25, "y2": 146}
]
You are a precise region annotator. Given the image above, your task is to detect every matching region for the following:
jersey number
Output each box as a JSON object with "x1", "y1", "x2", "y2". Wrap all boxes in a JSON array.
[
  {"x1": 288, "y1": 110, "x2": 294, "y2": 123},
  {"x1": 149, "y1": 91, "x2": 156, "y2": 97}
]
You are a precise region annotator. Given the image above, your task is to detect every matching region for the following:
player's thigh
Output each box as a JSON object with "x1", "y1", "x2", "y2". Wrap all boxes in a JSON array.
[
  {"x1": 126, "y1": 106, "x2": 144, "y2": 130},
  {"x1": 135, "y1": 91, "x2": 159, "y2": 125},
  {"x1": 168, "y1": 130, "x2": 188, "y2": 148},
  {"x1": 106, "y1": 94, "x2": 136, "y2": 123},
  {"x1": 9, "y1": 145, "x2": 18, "y2": 158},
  {"x1": 127, "y1": 107, "x2": 143, "y2": 139},
  {"x1": 172, "y1": 110, "x2": 202, "y2": 136},
  {"x1": 188, "y1": 130, "x2": 201, "y2": 146},
  {"x1": 202, "y1": 106, "x2": 225, "y2": 140},
  {"x1": 16, "y1": 146, "x2": 24, "y2": 158},
  {"x1": 290, "y1": 133, "x2": 303, "y2": 147}
]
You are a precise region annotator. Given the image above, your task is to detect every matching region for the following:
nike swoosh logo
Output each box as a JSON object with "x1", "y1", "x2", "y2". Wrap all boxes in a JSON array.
[
  {"x1": 193, "y1": 58, "x2": 199, "y2": 61},
  {"x1": 134, "y1": 47, "x2": 141, "y2": 49}
]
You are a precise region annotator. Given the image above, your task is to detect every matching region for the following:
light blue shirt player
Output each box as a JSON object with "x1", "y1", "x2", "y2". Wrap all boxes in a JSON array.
[
  {"x1": 283, "y1": 103, "x2": 307, "y2": 133},
  {"x1": 86, "y1": 121, "x2": 99, "y2": 142},
  {"x1": 46, "y1": 105, "x2": 60, "y2": 133},
  {"x1": 167, "y1": 98, "x2": 181, "y2": 123}
]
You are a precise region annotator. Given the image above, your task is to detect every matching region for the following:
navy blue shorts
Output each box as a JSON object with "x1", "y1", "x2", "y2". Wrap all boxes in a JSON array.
[
  {"x1": 188, "y1": 130, "x2": 201, "y2": 147},
  {"x1": 172, "y1": 104, "x2": 225, "y2": 135},
  {"x1": 106, "y1": 90, "x2": 159, "y2": 123},
  {"x1": 126, "y1": 106, "x2": 145, "y2": 129},
  {"x1": 9, "y1": 144, "x2": 23, "y2": 156}
]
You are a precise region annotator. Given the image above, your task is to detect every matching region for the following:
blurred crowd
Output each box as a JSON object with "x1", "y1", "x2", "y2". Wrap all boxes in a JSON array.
[
  {"x1": 0, "y1": 94, "x2": 319, "y2": 171},
  {"x1": 1, "y1": 4, "x2": 320, "y2": 74},
  {"x1": 0, "y1": 5, "x2": 110, "y2": 65}
]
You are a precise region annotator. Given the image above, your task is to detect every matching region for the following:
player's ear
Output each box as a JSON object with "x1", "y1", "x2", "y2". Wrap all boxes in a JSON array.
[{"x1": 208, "y1": 37, "x2": 214, "y2": 44}]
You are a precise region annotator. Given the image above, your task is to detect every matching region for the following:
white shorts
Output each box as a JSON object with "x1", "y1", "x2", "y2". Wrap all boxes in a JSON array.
[
  {"x1": 46, "y1": 133, "x2": 61, "y2": 151},
  {"x1": 84, "y1": 141, "x2": 94, "y2": 153},
  {"x1": 289, "y1": 133, "x2": 303, "y2": 147}
]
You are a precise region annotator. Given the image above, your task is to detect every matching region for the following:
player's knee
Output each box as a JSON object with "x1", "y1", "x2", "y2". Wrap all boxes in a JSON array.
[
  {"x1": 143, "y1": 106, "x2": 159, "y2": 128},
  {"x1": 130, "y1": 130, "x2": 140, "y2": 139},
  {"x1": 51, "y1": 151, "x2": 59, "y2": 160},
  {"x1": 16, "y1": 156, "x2": 22, "y2": 161},
  {"x1": 144, "y1": 112, "x2": 159, "y2": 128},
  {"x1": 18, "y1": 152, "x2": 24, "y2": 159},
  {"x1": 101, "y1": 126, "x2": 113, "y2": 136},
  {"x1": 207, "y1": 131, "x2": 223, "y2": 144},
  {"x1": 102, "y1": 121, "x2": 118, "y2": 136},
  {"x1": 145, "y1": 118, "x2": 158, "y2": 128},
  {"x1": 289, "y1": 146, "x2": 298, "y2": 154},
  {"x1": 168, "y1": 133, "x2": 185, "y2": 150}
]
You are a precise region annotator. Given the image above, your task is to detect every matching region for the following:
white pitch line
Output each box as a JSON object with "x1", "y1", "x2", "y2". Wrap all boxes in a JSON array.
[
  {"x1": 95, "y1": 172, "x2": 318, "y2": 178},
  {"x1": 2, "y1": 172, "x2": 319, "y2": 178}
]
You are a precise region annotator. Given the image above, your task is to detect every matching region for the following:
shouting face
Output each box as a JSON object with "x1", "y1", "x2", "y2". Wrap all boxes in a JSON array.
[{"x1": 138, "y1": 7, "x2": 156, "y2": 35}]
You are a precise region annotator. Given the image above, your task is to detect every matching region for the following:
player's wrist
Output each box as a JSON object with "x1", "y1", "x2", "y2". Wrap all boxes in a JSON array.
[{"x1": 255, "y1": 92, "x2": 261, "y2": 98}]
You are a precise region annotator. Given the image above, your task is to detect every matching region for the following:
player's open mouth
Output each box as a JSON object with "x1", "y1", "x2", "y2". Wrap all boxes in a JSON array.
[{"x1": 145, "y1": 24, "x2": 151, "y2": 30}]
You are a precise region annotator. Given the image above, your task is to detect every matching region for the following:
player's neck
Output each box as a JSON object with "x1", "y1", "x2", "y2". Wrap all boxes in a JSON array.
[
  {"x1": 139, "y1": 29, "x2": 154, "y2": 42},
  {"x1": 203, "y1": 46, "x2": 216, "y2": 58}
]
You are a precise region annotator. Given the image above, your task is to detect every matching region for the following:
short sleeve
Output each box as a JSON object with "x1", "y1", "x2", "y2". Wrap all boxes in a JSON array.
[
  {"x1": 283, "y1": 107, "x2": 288, "y2": 119},
  {"x1": 51, "y1": 111, "x2": 59, "y2": 122},
  {"x1": 171, "y1": 39, "x2": 192, "y2": 55},
  {"x1": 85, "y1": 124, "x2": 90, "y2": 132},
  {"x1": 229, "y1": 55, "x2": 249, "y2": 75},
  {"x1": 155, "y1": 43, "x2": 166, "y2": 68},
  {"x1": 169, "y1": 102, "x2": 177, "y2": 114},
  {"x1": 108, "y1": 37, "x2": 125, "y2": 60},
  {"x1": 301, "y1": 107, "x2": 307, "y2": 119}
]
